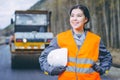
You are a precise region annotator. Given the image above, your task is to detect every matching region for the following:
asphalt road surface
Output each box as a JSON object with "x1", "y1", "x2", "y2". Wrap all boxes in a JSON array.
[
  {"x1": 0, "y1": 45, "x2": 57, "y2": 80},
  {"x1": 0, "y1": 44, "x2": 120, "y2": 80}
]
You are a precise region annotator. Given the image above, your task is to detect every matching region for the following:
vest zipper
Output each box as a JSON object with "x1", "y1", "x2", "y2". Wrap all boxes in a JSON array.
[{"x1": 75, "y1": 50, "x2": 79, "y2": 80}]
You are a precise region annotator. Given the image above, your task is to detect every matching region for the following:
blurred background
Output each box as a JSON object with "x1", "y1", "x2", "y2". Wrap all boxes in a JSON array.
[{"x1": 0, "y1": 0, "x2": 120, "y2": 80}]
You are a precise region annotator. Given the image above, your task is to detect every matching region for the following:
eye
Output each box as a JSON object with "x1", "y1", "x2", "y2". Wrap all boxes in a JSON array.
[
  {"x1": 70, "y1": 14, "x2": 74, "y2": 17},
  {"x1": 77, "y1": 14, "x2": 82, "y2": 17}
]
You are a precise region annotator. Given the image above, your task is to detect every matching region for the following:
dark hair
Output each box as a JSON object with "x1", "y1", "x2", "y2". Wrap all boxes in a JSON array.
[{"x1": 69, "y1": 4, "x2": 90, "y2": 23}]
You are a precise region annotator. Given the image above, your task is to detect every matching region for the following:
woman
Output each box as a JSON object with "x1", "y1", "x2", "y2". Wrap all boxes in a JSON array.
[{"x1": 39, "y1": 4, "x2": 112, "y2": 80}]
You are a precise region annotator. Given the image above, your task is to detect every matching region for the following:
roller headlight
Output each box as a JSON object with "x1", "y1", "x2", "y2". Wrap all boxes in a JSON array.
[{"x1": 23, "y1": 38, "x2": 27, "y2": 43}]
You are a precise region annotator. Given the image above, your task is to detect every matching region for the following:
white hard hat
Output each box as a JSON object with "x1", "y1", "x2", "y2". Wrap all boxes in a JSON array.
[{"x1": 47, "y1": 48, "x2": 68, "y2": 67}]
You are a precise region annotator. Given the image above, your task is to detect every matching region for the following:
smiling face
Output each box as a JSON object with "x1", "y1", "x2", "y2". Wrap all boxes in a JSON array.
[{"x1": 70, "y1": 8, "x2": 88, "y2": 33}]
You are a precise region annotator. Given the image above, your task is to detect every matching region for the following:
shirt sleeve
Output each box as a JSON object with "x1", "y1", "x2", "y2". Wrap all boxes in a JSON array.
[
  {"x1": 39, "y1": 37, "x2": 59, "y2": 73},
  {"x1": 99, "y1": 39, "x2": 112, "y2": 72}
]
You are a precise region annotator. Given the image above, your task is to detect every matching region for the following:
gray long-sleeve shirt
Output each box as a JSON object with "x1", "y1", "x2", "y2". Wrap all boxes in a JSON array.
[{"x1": 39, "y1": 30, "x2": 112, "y2": 75}]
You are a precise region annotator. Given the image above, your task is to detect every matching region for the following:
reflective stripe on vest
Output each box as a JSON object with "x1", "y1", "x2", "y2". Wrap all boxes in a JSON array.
[
  {"x1": 69, "y1": 57, "x2": 94, "y2": 64},
  {"x1": 66, "y1": 58, "x2": 95, "y2": 73},
  {"x1": 66, "y1": 66, "x2": 95, "y2": 73}
]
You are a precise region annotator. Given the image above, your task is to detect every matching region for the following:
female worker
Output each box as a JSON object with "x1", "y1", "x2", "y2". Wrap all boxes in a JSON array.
[{"x1": 39, "y1": 4, "x2": 112, "y2": 80}]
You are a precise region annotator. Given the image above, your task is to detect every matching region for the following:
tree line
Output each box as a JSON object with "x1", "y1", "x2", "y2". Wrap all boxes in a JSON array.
[{"x1": 31, "y1": 0, "x2": 120, "y2": 49}]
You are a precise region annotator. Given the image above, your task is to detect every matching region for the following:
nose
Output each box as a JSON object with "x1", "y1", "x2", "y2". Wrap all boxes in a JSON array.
[{"x1": 72, "y1": 16, "x2": 77, "y2": 21}]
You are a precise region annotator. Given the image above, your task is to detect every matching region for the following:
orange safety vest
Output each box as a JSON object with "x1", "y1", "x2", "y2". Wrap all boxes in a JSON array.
[{"x1": 57, "y1": 30, "x2": 101, "y2": 80}]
